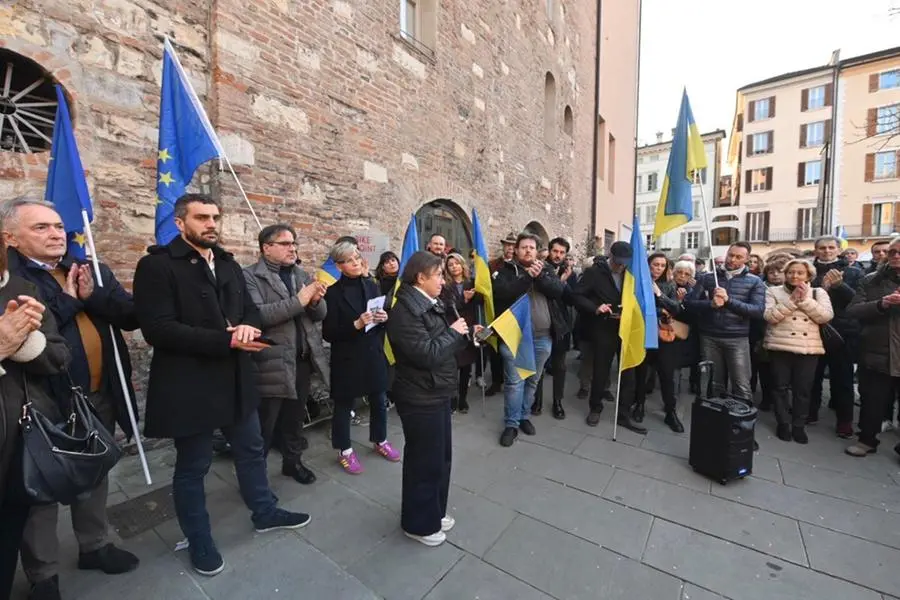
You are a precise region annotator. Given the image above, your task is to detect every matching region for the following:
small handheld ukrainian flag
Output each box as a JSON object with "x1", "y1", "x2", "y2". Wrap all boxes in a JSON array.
[
  {"x1": 45, "y1": 85, "x2": 91, "y2": 260},
  {"x1": 490, "y1": 294, "x2": 536, "y2": 379},
  {"x1": 385, "y1": 215, "x2": 420, "y2": 364},
  {"x1": 156, "y1": 38, "x2": 223, "y2": 245},
  {"x1": 620, "y1": 216, "x2": 659, "y2": 372},
  {"x1": 315, "y1": 256, "x2": 341, "y2": 287},
  {"x1": 653, "y1": 90, "x2": 707, "y2": 239}
]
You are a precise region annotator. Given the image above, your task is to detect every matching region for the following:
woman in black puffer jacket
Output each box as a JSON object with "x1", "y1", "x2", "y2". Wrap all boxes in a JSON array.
[{"x1": 386, "y1": 251, "x2": 478, "y2": 548}]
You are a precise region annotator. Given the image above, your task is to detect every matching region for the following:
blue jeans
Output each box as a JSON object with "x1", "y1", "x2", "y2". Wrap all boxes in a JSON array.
[
  {"x1": 173, "y1": 411, "x2": 277, "y2": 545},
  {"x1": 501, "y1": 335, "x2": 553, "y2": 427},
  {"x1": 701, "y1": 335, "x2": 752, "y2": 404}
]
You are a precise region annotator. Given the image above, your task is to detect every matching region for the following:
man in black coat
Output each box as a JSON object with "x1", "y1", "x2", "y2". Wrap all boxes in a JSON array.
[
  {"x1": 133, "y1": 194, "x2": 310, "y2": 577},
  {"x1": 1, "y1": 197, "x2": 139, "y2": 598},
  {"x1": 572, "y1": 241, "x2": 646, "y2": 434}
]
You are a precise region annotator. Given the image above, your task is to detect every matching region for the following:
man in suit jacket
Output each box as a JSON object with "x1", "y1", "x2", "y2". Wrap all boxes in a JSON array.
[{"x1": 133, "y1": 194, "x2": 311, "y2": 578}]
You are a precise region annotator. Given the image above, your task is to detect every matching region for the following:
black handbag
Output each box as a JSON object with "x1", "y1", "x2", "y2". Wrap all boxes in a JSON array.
[
  {"x1": 819, "y1": 323, "x2": 844, "y2": 354},
  {"x1": 20, "y1": 376, "x2": 123, "y2": 505}
]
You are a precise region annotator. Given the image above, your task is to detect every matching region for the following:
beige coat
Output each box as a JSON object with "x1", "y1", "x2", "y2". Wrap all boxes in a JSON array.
[{"x1": 763, "y1": 285, "x2": 834, "y2": 355}]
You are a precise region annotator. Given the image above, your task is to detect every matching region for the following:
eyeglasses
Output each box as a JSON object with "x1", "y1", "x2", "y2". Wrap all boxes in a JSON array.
[
  {"x1": 337, "y1": 255, "x2": 363, "y2": 265},
  {"x1": 267, "y1": 241, "x2": 298, "y2": 248},
  {"x1": 888, "y1": 249, "x2": 900, "y2": 257}
]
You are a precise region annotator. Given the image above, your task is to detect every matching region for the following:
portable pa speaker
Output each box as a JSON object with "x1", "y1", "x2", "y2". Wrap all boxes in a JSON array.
[{"x1": 688, "y1": 361, "x2": 756, "y2": 484}]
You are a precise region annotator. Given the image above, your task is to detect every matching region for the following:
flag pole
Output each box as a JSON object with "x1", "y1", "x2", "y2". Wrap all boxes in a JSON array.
[
  {"x1": 612, "y1": 364, "x2": 623, "y2": 441},
  {"x1": 477, "y1": 304, "x2": 486, "y2": 417},
  {"x1": 81, "y1": 210, "x2": 152, "y2": 485},
  {"x1": 695, "y1": 178, "x2": 719, "y2": 288},
  {"x1": 220, "y1": 153, "x2": 262, "y2": 232}
]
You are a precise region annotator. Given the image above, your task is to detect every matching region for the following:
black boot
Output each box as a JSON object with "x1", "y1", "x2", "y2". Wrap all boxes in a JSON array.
[
  {"x1": 531, "y1": 398, "x2": 543, "y2": 416},
  {"x1": 617, "y1": 414, "x2": 647, "y2": 434},
  {"x1": 664, "y1": 410, "x2": 684, "y2": 433},
  {"x1": 552, "y1": 399, "x2": 565, "y2": 420},
  {"x1": 631, "y1": 402, "x2": 645, "y2": 423}
]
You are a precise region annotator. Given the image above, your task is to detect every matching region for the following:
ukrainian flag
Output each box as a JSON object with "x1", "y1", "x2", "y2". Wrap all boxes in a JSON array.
[
  {"x1": 619, "y1": 216, "x2": 659, "y2": 372},
  {"x1": 491, "y1": 294, "x2": 536, "y2": 379},
  {"x1": 837, "y1": 226, "x2": 849, "y2": 250},
  {"x1": 385, "y1": 215, "x2": 420, "y2": 364},
  {"x1": 471, "y1": 208, "x2": 496, "y2": 349},
  {"x1": 653, "y1": 90, "x2": 707, "y2": 238},
  {"x1": 315, "y1": 256, "x2": 341, "y2": 286}
]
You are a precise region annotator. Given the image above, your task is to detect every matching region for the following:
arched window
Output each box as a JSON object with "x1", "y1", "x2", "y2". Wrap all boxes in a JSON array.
[
  {"x1": 543, "y1": 72, "x2": 557, "y2": 145},
  {"x1": 415, "y1": 199, "x2": 473, "y2": 257},
  {"x1": 563, "y1": 105, "x2": 573, "y2": 137},
  {"x1": 0, "y1": 49, "x2": 61, "y2": 153},
  {"x1": 524, "y1": 220, "x2": 550, "y2": 249}
]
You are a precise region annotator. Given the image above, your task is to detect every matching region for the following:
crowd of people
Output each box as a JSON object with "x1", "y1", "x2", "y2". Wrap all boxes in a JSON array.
[{"x1": 1, "y1": 191, "x2": 899, "y2": 598}]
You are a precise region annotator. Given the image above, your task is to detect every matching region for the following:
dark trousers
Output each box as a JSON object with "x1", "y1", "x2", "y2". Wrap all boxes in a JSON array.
[
  {"x1": 489, "y1": 347, "x2": 504, "y2": 388},
  {"x1": 1, "y1": 439, "x2": 30, "y2": 599},
  {"x1": 534, "y1": 340, "x2": 568, "y2": 409},
  {"x1": 21, "y1": 392, "x2": 114, "y2": 583},
  {"x1": 331, "y1": 391, "x2": 388, "y2": 451},
  {"x1": 452, "y1": 365, "x2": 472, "y2": 411},
  {"x1": 757, "y1": 360, "x2": 775, "y2": 407},
  {"x1": 858, "y1": 369, "x2": 900, "y2": 448},
  {"x1": 396, "y1": 399, "x2": 451, "y2": 536},
  {"x1": 811, "y1": 345, "x2": 855, "y2": 426},
  {"x1": 589, "y1": 333, "x2": 636, "y2": 414},
  {"x1": 173, "y1": 411, "x2": 277, "y2": 545},
  {"x1": 259, "y1": 360, "x2": 311, "y2": 466},
  {"x1": 635, "y1": 346, "x2": 677, "y2": 412},
  {"x1": 770, "y1": 351, "x2": 818, "y2": 427}
]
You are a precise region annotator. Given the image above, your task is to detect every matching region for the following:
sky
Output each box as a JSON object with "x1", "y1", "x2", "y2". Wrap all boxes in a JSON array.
[{"x1": 637, "y1": 0, "x2": 900, "y2": 147}]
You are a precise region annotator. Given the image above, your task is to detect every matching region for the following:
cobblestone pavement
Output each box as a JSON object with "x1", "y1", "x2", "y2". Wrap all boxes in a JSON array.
[{"x1": 11, "y1": 360, "x2": 900, "y2": 600}]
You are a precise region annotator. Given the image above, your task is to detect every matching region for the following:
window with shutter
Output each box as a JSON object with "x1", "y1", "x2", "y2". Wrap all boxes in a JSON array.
[
  {"x1": 801, "y1": 88, "x2": 809, "y2": 112},
  {"x1": 763, "y1": 211, "x2": 771, "y2": 239},
  {"x1": 862, "y1": 203, "x2": 873, "y2": 236},
  {"x1": 870, "y1": 73, "x2": 880, "y2": 93},
  {"x1": 874, "y1": 151, "x2": 897, "y2": 180},
  {"x1": 766, "y1": 167, "x2": 774, "y2": 191},
  {"x1": 745, "y1": 170, "x2": 752, "y2": 193},
  {"x1": 825, "y1": 83, "x2": 834, "y2": 107},
  {"x1": 875, "y1": 105, "x2": 900, "y2": 135},
  {"x1": 800, "y1": 124, "x2": 808, "y2": 148},
  {"x1": 865, "y1": 153, "x2": 875, "y2": 182},
  {"x1": 747, "y1": 101, "x2": 756, "y2": 123},
  {"x1": 769, "y1": 97, "x2": 776, "y2": 118},
  {"x1": 797, "y1": 162, "x2": 805, "y2": 187},
  {"x1": 825, "y1": 118, "x2": 832, "y2": 142}
]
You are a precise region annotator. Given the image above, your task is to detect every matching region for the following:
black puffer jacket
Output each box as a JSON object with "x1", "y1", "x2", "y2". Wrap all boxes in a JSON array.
[
  {"x1": 811, "y1": 258, "x2": 864, "y2": 344},
  {"x1": 847, "y1": 265, "x2": 900, "y2": 376},
  {"x1": 387, "y1": 284, "x2": 469, "y2": 407},
  {"x1": 492, "y1": 260, "x2": 570, "y2": 342}
]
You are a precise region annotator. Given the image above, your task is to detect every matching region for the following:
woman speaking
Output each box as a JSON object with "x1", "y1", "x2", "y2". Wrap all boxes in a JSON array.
[{"x1": 386, "y1": 251, "x2": 480, "y2": 547}]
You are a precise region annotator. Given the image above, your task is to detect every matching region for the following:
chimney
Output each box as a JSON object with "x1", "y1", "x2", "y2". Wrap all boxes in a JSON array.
[{"x1": 655, "y1": 131, "x2": 663, "y2": 143}]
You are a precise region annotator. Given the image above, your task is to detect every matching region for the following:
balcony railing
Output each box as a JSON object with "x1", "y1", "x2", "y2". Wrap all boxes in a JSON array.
[
  {"x1": 745, "y1": 224, "x2": 897, "y2": 244},
  {"x1": 840, "y1": 224, "x2": 897, "y2": 238}
]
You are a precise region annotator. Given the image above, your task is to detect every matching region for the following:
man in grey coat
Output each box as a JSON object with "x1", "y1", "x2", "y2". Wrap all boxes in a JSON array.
[{"x1": 245, "y1": 224, "x2": 327, "y2": 485}]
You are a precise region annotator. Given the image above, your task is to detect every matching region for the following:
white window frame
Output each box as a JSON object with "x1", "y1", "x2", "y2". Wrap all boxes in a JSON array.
[
  {"x1": 692, "y1": 200, "x2": 700, "y2": 221},
  {"x1": 875, "y1": 151, "x2": 898, "y2": 180},
  {"x1": 876, "y1": 104, "x2": 900, "y2": 135},
  {"x1": 804, "y1": 160, "x2": 822, "y2": 186},
  {"x1": 879, "y1": 69, "x2": 900, "y2": 91},
  {"x1": 751, "y1": 132, "x2": 769, "y2": 155},
  {"x1": 798, "y1": 207, "x2": 816, "y2": 239},
  {"x1": 400, "y1": 0, "x2": 417, "y2": 40},
  {"x1": 750, "y1": 168, "x2": 769, "y2": 192},
  {"x1": 647, "y1": 172, "x2": 658, "y2": 192},
  {"x1": 807, "y1": 86, "x2": 826, "y2": 110},
  {"x1": 754, "y1": 98, "x2": 771, "y2": 121},
  {"x1": 685, "y1": 231, "x2": 700, "y2": 250},
  {"x1": 806, "y1": 121, "x2": 825, "y2": 147},
  {"x1": 746, "y1": 212, "x2": 767, "y2": 242}
]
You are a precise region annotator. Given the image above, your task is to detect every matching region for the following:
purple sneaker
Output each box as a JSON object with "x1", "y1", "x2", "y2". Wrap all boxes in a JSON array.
[
  {"x1": 338, "y1": 451, "x2": 364, "y2": 474},
  {"x1": 373, "y1": 441, "x2": 401, "y2": 462}
]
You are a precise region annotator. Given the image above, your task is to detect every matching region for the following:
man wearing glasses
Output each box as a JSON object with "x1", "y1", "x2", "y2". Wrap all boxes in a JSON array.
[{"x1": 244, "y1": 224, "x2": 328, "y2": 485}]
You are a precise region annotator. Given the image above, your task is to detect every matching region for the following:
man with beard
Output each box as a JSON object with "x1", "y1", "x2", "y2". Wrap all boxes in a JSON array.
[
  {"x1": 531, "y1": 237, "x2": 574, "y2": 419},
  {"x1": 492, "y1": 233, "x2": 566, "y2": 446},
  {"x1": 485, "y1": 232, "x2": 518, "y2": 397},
  {"x1": 133, "y1": 194, "x2": 311, "y2": 577},
  {"x1": 685, "y1": 242, "x2": 765, "y2": 415},
  {"x1": 808, "y1": 236, "x2": 864, "y2": 437},
  {"x1": 426, "y1": 234, "x2": 447, "y2": 258}
]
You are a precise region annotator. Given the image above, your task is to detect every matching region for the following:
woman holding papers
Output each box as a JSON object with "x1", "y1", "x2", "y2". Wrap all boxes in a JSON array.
[
  {"x1": 387, "y1": 251, "x2": 481, "y2": 547},
  {"x1": 322, "y1": 240, "x2": 400, "y2": 475}
]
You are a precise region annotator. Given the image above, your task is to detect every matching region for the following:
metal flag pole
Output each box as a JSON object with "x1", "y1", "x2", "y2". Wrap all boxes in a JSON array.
[
  {"x1": 696, "y1": 176, "x2": 719, "y2": 288},
  {"x1": 612, "y1": 363, "x2": 623, "y2": 442},
  {"x1": 81, "y1": 210, "x2": 152, "y2": 485},
  {"x1": 221, "y1": 153, "x2": 263, "y2": 232},
  {"x1": 477, "y1": 305, "x2": 486, "y2": 417}
]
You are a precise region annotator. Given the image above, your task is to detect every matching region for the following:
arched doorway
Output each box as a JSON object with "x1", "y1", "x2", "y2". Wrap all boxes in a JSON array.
[
  {"x1": 0, "y1": 49, "x2": 64, "y2": 153},
  {"x1": 524, "y1": 221, "x2": 550, "y2": 248},
  {"x1": 415, "y1": 199, "x2": 473, "y2": 256}
]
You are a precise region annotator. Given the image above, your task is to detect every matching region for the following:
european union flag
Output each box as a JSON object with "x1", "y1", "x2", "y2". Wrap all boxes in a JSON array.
[
  {"x1": 45, "y1": 85, "x2": 92, "y2": 260},
  {"x1": 156, "y1": 38, "x2": 223, "y2": 245},
  {"x1": 491, "y1": 294, "x2": 536, "y2": 379}
]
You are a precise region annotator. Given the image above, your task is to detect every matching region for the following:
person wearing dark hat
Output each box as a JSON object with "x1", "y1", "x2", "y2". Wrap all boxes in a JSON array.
[
  {"x1": 572, "y1": 240, "x2": 646, "y2": 433},
  {"x1": 485, "y1": 232, "x2": 518, "y2": 397}
]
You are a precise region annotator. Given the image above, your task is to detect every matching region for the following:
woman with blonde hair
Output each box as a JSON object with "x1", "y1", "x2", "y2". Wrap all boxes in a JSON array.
[
  {"x1": 439, "y1": 253, "x2": 480, "y2": 413},
  {"x1": 763, "y1": 259, "x2": 834, "y2": 443}
]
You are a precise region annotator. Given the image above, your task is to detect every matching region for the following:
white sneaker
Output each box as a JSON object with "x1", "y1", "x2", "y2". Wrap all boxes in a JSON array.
[
  {"x1": 881, "y1": 420, "x2": 895, "y2": 433},
  {"x1": 403, "y1": 530, "x2": 446, "y2": 547},
  {"x1": 441, "y1": 515, "x2": 456, "y2": 532}
]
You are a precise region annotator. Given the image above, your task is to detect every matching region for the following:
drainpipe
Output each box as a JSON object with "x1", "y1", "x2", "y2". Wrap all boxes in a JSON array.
[
  {"x1": 631, "y1": 0, "x2": 644, "y2": 221},
  {"x1": 589, "y1": 0, "x2": 602, "y2": 246}
]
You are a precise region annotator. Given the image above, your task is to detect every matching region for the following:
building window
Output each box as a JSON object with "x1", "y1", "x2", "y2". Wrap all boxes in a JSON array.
[
  {"x1": 799, "y1": 160, "x2": 822, "y2": 187},
  {"x1": 563, "y1": 105, "x2": 573, "y2": 137},
  {"x1": 691, "y1": 167, "x2": 708, "y2": 185},
  {"x1": 754, "y1": 97, "x2": 772, "y2": 121},
  {"x1": 750, "y1": 131, "x2": 772, "y2": 155},
  {"x1": 797, "y1": 207, "x2": 817, "y2": 240},
  {"x1": 805, "y1": 121, "x2": 825, "y2": 147},
  {"x1": 544, "y1": 72, "x2": 557, "y2": 145},
  {"x1": 875, "y1": 151, "x2": 897, "y2": 180},
  {"x1": 807, "y1": 85, "x2": 826, "y2": 110},
  {"x1": 872, "y1": 202, "x2": 894, "y2": 236},
  {"x1": 745, "y1": 211, "x2": 770, "y2": 242},
  {"x1": 645, "y1": 234, "x2": 655, "y2": 251},
  {"x1": 399, "y1": 0, "x2": 437, "y2": 52},
  {"x1": 876, "y1": 104, "x2": 900, "y2": 135},
  {"x1": 636, "y1": 175, "x2": 642, "y2": 191},
  {"x1": 685, "y1": 231, "x2": 700, "y2": 249},
  {"x1": 692, "y1": 200, "x2": 700, "y2": 220},
  {"x1": 647, "y1": 172, "x2": 658, "y2": 192},
  {"x1": 878, "y1": 69, "x2": 900, "y2": 91},
  {"x1": 546, "y1": 0, "x2": 554, "y2": 20},
  {"x1": 0, "y1": 49, "x2": 59, "y2": 154},
  {"x1": 644, "y1": 205, "x2": 655, "y2": 224},
  {"x1": 745, "y1": 167, "x2": 773, "y2": 193}
]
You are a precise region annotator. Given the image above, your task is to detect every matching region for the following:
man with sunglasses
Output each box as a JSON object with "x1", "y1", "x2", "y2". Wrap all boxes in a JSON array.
[{"x1": 244, "y1": 224, "x2": 328, "y2": 485}]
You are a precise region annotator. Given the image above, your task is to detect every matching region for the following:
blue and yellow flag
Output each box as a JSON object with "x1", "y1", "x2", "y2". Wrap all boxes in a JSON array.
[
  {"x1": 471, "y1": 209, "x2": 496, "y2": 348},
  {"x1": 45, "y1": 85, "x2": 91, "y2": 260},
  {"x1": 837, "y1": 226, "x2": 849, "y2": 250},
  {"x1": 315, "y1": 256, "x2": 341, "y2": 287},
  {"x1": 386, "y1": 215, "x2": 420, "y2": 364},
  {"x1": 491, "y1": 294, "x2": 536, "y2": 379},
  {"x1": 653, "y1": 90, "x2": 707, "y2": 238},
  {"x1": 156, "y1": 38, "x2": 223, "y2": 245},
  {"x1": 619, "y1": 216, "x2": 659, "y2": 372}
]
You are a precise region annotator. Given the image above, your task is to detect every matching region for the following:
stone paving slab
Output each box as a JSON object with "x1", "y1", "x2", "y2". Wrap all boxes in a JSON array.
[
  {"x1": 799, "y1": 523, "x2": 900, "y2": 596},
  {"x1": 485, "y1": 515, "x2": 683, "y2": 600},
  {"x1": 442, "y1": 486, "x2": 517, "y2": 557},
  {"x1": 507, "y1": 440, "x2": 616, "y2": 497},
  {"x1": 422, "y1": 554, "x2": 554, "y2": 600},
  {"x1": 643, "y1": 519, "x2": 882, "y2": 600},
  {"x1": 681, "y1": 583, "x2": 728, "y2": 600},
  {"x1": 603, "y1": 470, "x2": 808, "y2": 565},
  {"x1": 779, "y1": 459, "x2": 900, "y2": 513}
]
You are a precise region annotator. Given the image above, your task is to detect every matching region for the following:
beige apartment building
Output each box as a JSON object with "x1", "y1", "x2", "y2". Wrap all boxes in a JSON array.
[{"x1": 727, "y1": 46, "x2": 900, "y2": 256}]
